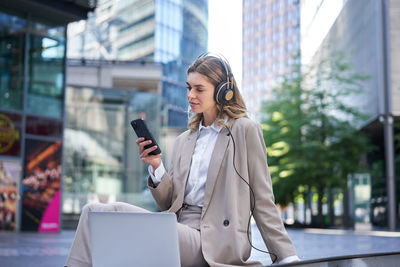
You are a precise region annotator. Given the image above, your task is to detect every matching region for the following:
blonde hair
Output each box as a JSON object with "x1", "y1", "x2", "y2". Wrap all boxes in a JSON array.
[{"x1": 187, "y1": 55, "x2": 248, "y2": 131}]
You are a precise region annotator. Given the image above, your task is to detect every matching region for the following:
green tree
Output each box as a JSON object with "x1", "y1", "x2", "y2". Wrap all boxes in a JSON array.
[
  {"x1": 262, "y1": 50, "x2": 370, "y2": 227},
  {"x1": 262, "y1": 61, "x2": 308, "y2": 207}
]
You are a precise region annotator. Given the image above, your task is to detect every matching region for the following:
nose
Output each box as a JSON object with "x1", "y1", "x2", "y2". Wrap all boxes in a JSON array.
[{"x1": 187, "y1": 89, "x2": 194, "y2": 100}]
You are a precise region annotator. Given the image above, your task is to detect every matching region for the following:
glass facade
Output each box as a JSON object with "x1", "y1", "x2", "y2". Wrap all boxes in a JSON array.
[
  {"x1": 0, "y1": 14, "x2": 66, "y2": 118},
  {"x1": 63, "y1": 86, "x2": 163, "y2": 214},
  {"x1": 62, "y1": 0, "x2": 208, "y2": 223},
  {"x1": 116, "y1": 0, "x2": 156, "y2": 61},
  {"x1": 155, "y1": 0, "x2": 208, "y2": 128},
  {"x1": 242, "y1": 0, "x2": 300, "y2": 119},
  {"x1": 27, "y1": 24, "x2": 65, "y2": 118},
  {"x1": 0, "y1": 13, "x2": 26, "y2": 110},
  {"x1": 0, "y1": 10, "x2": 66, "y2": 232},
  {"x1": 67, "y1": 0, "x2": 208, "y2": 128}
]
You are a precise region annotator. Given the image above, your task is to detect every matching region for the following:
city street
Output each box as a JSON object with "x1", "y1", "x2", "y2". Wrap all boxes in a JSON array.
[{"x1": 1, "y1": 225, "x2": 400, "y2": 266}]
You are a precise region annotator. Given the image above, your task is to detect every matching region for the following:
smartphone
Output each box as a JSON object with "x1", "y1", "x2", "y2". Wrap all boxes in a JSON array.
[{"x1": 130, "y1": 118, "x2": 161, "y2": 155}]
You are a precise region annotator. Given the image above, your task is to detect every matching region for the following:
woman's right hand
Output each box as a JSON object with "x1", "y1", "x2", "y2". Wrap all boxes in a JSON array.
[{"x1": 135, "y1": 138, "x2": 162, "y2": 170}]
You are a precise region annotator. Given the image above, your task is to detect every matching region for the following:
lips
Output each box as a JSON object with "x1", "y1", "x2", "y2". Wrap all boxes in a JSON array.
[{"x1": 189, "y1": 102, "x2": 199, "y2": 107}]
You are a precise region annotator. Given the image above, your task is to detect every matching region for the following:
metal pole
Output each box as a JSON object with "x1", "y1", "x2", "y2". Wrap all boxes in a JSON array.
[
  {"x1": 381, "y1": 0, "x2": 396, "y2": 231},
  {"x1": 17, "y1": 13, "x2": 31, "y2": 233},
  {"x1": 60, "y1": 24, "x2": 68, "y2": 232}
]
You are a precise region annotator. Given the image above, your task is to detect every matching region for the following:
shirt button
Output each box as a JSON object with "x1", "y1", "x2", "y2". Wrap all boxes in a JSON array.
[{"x1": 223, "y1": 219, "x2": 229, "y2": 226}]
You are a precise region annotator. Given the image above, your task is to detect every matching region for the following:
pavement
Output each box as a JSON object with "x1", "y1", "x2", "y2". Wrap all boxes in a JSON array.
[{"x1": 1, "y1": 225, "x2": 400, "y2": 267}]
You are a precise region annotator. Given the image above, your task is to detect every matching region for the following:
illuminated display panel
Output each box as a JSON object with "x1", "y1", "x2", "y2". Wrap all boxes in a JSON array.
[
  {"x1": 0, "y1": 111, "x2": 21, "y2": 157},
  {"x1": 0, "y1": 160, "x2": 20, "y2": 231},
  {"x1": 21, "y1": 139, "x2": 62, "y2": 232}
]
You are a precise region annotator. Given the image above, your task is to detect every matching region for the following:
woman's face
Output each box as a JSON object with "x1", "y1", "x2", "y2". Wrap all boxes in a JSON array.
[{"x1": 186, "y1": 71, "x2": 217, "y2": 116}]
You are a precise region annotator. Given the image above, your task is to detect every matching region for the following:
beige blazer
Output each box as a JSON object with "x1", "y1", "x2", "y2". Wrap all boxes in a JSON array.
[{"x1": 148, "y1": 117, "x2": 296, "y2": 267}]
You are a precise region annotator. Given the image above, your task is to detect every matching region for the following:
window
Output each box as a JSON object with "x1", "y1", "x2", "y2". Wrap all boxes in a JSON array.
[
  {"x1": 0, "y1": 13, "x2": 26, "y2": 110},
  {"x1": 27, "y1": 26, "x2": 66, "y2": 118}
]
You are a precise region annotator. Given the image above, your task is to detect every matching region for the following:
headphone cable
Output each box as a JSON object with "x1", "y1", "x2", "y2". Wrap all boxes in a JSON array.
[{"x1": 225, "y1": 126, "x2": 278, "y2": 264}]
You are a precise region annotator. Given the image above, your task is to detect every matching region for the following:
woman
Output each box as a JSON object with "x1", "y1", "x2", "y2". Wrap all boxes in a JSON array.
[{"x1": 66, "y1": 54, "x2": 299, "y2": 267}]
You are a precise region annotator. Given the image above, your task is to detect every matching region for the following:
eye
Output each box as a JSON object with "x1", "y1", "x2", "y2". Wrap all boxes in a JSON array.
[{"x1": 186, "y1": 86, "x2": 191, "y2": 90}]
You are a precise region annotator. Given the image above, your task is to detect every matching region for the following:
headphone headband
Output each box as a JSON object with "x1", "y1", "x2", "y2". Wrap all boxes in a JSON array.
[{"x1": 195, "y1": 52, "x2": 235, "y2": 105}]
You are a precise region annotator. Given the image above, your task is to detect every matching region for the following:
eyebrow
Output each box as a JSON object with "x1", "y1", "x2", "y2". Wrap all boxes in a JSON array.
[{"x1": 186, "y1": 82, "x2": 205, "y2": 88}]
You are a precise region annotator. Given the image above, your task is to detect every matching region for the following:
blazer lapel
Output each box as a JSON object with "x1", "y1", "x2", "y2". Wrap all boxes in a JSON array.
[
  {"x1": 169, "y1": 130, "x2": 198, "y2": 213},
  {"x1": 201, "y1": 126, "x2": 230, "y2": 218}
]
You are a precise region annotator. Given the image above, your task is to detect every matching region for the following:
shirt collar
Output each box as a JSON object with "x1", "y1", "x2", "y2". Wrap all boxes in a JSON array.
[{"x1": 199, "y1": 120, "x2": 222, "y2": 133}]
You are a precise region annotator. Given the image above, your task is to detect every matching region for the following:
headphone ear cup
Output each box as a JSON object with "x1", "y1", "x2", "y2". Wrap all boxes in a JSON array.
[
  {"x1": 215, "y1": 82, "x2": 234, "y2": 105},
  {"x1": 214, "y1": 82, "x2": 225, "y2": 104}
]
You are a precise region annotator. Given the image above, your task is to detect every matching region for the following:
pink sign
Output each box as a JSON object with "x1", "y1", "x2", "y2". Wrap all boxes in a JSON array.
[
  {"x1": 39, "y1": 191, "x2": 60, "y2": 232},
  {"x1": 21, "y1": 139, "x2": 62, "y2": 232}
]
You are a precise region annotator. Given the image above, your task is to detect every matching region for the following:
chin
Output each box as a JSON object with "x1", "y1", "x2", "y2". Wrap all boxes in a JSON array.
[{"x1": 191, "y1": 107, "x2": 202, "y2": 113}]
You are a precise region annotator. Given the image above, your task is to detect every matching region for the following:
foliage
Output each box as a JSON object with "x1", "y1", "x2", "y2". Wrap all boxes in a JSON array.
[{"x1": 262, "y1": 51, "x2": 371, "y2": 207}]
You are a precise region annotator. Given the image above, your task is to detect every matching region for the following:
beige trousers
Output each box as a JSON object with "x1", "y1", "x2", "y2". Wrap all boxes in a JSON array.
[{"x1": 65, "y1": 202, "x2": 208, "y2": 267}]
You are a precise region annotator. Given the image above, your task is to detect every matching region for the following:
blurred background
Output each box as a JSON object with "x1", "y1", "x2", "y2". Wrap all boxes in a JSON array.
[{"x1": 0, "y1": 0, "x2": 398, "y2": 236}]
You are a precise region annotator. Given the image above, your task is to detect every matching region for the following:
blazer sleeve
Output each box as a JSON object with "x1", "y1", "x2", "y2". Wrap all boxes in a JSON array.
[
  {"x1": 246, "y1": 122, "x2": 297, "y2": 261},
  {"x1": 147, "y1": 172, "x2": 173, "y2": 211},
  {"x1": 147, "y1": 140, "x2": 178, "y2": 211}
]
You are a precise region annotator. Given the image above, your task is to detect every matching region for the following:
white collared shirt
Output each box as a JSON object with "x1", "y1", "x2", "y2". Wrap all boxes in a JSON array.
[
  {"x1": 149, "y1": 121, "x2": 221, "y2": 206},
  {"x1": 183, "y1": 121, "x2": 221, "y2": 206}
]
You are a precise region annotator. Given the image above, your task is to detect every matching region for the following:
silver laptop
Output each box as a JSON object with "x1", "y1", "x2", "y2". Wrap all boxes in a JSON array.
[{"x1": 88, "y1": 212, "x2": 181, "y2": 267}]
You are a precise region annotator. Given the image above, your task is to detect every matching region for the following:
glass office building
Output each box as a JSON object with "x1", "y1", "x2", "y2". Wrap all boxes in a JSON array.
[
  {"x1": 61, "y1": 0, "x2": 208, "y2": 226},
  {"x1": 68, "y1": 0, "x2": 208, "y2": 128},
  {"x1": 242, "y1": 0, "x2": 300, "y2": 119},
  {"x1": 62, "y1": 61, "x2": 165, "y2": 227},
  {"x1": 0, "y1": 1, "x2": 94, "y2": 231}
]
